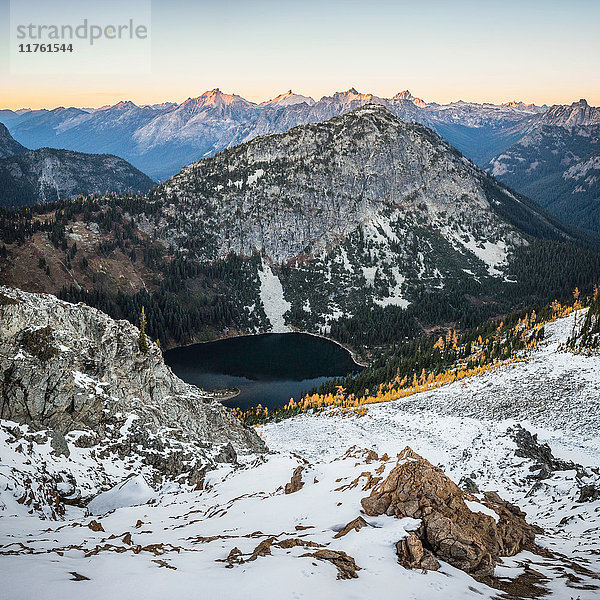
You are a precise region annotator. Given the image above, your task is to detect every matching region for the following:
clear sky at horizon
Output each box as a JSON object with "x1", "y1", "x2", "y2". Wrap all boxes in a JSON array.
[{"x1": 1, "y1": 0, "x2": 599, "y2": 109}]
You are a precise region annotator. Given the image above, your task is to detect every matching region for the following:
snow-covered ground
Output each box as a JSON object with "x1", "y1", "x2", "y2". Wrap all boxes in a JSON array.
[{"x1": 1, "y1": 312, "x2": 599, "y2": 599}]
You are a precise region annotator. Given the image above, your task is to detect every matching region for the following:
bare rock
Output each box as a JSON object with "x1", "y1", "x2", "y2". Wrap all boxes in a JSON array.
[
  {"x1": 361, "y1": 446, "x2": 538, "y2": 578},
  {"x1": 87, "y1": 520, "x2": 104, "y2": 532},
  {"x1": 578, "y1": 484, "x2": 600, "y2": 503},
  {"x1": 284, "y1": 466, "x2": 304, "y2": 494},
  {"x1": 333, "y1": 516, "x2": 368, "y2": 538},
  {"x1": 218, "y1": 547, "x2": 244, "y2": 568},
  {"x1": 301, "y1": 549, "x2": 361, "y2": 579},
  {"x1": 247, "y1": 537, "x2": 276, "y2": 561},
  {"x1": 459, "y1": 475, "x2": 479, "y2": 494},
  {"x1": 396, "y1": 532, "x2": 440, "y2": 571}
]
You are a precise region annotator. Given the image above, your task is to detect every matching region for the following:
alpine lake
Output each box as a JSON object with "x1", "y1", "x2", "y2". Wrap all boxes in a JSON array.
[{"x1": 164, "y1": 333, "x2": 362, "y2": 411}]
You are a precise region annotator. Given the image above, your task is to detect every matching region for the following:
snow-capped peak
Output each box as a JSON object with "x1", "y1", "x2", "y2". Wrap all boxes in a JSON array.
[
  {"x1": 180, "y1": 89, "x2": 256, "y2": 112},
  {"x1": 327, "y1": 88, "x2": 384, "y2": 106},
  {"x1": 261, "y1": 90, "x2": 316, "y2": 107},
  {"x1": 94, "y1": 100, "x2": 141, "y2": 112},
  {"x1": 391, "y1": 90, "x2": 427, "y2": 108}
]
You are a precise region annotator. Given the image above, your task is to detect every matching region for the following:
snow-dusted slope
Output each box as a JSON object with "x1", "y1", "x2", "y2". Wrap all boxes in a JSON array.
[{"x1": 1, "y1": 309, "x2": 598, "y2": 599}]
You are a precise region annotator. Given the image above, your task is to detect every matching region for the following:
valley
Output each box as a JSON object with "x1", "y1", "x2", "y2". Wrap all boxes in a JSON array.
[
  {"x1": 1, "y1": 288, "x2": 599, "y2": 600},
  {"x1": 2, "y1": 105, "x2": 599, "y2": 362}
]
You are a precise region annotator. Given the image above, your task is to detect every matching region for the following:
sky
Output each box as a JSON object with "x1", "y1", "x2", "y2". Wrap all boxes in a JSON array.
[{"x1": 0, "y1": 0, "x2": 599, "y2": 110}]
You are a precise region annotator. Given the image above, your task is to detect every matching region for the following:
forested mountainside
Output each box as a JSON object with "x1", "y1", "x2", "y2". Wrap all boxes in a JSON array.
[
  {"x1": 488, "y1": 99, "x2": 600, "y2": 232},
  {"x1": 1, "y1": 105, "x2": 599, "y2": 359},
  {"x1": 0, "y1": 125, "x2": 154, "y2": 209}
]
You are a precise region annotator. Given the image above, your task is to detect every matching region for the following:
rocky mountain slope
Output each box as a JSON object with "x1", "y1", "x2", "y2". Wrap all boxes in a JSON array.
[
  {"x1": 146, "y1": 104, "x2": 584, "y2": 334},
  {"x1": 0, "y1": 138, "x2": 155, "y2": 208},
  {"x1": 488, "y1": 99, "x2": 600, "y2": 231},
  {"x1": 0, "y1": 286, "x2": 264, "y2": 512},
  {"x1": 2, "y1": 88, "x2": 548, "y2": 180},
  {"x1": 1, "y1": 307, "x2": 597, "y2": 599}
]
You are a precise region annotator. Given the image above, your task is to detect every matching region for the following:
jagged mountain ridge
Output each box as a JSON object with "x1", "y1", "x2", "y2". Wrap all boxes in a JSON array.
[{"x1": 3, "y1": 88, "x2": 550, "y2": 180}]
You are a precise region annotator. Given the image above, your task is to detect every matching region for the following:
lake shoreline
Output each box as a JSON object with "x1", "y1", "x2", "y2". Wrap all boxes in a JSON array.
[{"x1": 167, "y1": 329, "x2": 370, "y2": 368}]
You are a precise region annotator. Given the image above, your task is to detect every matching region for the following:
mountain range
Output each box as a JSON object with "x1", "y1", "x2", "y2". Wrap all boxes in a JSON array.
[
  {"x1": 1, "y1": 88, "x2": 545, "y2": 182},
  {"x1": 487, "y1": 99, "x2": 600, "y2": 231},
  {"x1": 4, "y1": 89, "x2": 598, "y2": 232}
]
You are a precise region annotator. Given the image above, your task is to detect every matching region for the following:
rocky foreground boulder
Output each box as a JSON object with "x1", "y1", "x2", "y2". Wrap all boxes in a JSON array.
[
  {"x1": 0, "y1": 287, "x2": 265, "y2": 493},
  {"x1": 361, "y1": 447, "x2": 540, "y2": 577}
]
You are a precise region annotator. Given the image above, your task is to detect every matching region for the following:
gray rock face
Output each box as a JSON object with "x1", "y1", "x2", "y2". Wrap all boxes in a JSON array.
[
  {"x1": 153, "y1": 104, "x2": 526, "y2": 264},
  {"x1": 0, "y1": 286, "x2": 265, "y2": 482}
]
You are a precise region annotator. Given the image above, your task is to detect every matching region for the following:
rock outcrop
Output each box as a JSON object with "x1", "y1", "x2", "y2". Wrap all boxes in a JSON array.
[
  {"x1": 361, "y1": 447, "x2": 538, "y2": 578},
  {"x1": 284, "y1": 466, "x2": 305, "y2": 494},
  {"x1": 0, "y1": 287, "x2": 266, "y2": 499},
  {"x1": 395, "y1": 532, "x2": 440, "y2": 571}
]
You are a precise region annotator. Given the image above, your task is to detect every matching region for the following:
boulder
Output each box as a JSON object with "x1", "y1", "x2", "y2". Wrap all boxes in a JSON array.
[
  {"x1": 361, "y1": 446, "x2": 538, "y2": 577},
  {"x1": 284, "y1": 466, "x2": 305, "y2": 494},
  {"x1": 301, "y1": 549, "x2": 361, "y2": 580}
]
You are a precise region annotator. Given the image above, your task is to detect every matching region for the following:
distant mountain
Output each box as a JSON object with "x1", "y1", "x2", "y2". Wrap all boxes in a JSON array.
[
  {"x1": 1, "y1": 89, "x2": 549, "y2": 181},
  {"x1": 392, "y1": 90, "x2": 427, "y2": 108},
  {"x1": 260, "y1": 90, "x2": 316, "y2": 107},
  {"x1": 0, "y1": 128, "x2": 154, "y2": 208},
  {"x1": 488, "y1": 99, "x2": 600, "y2": 231}
]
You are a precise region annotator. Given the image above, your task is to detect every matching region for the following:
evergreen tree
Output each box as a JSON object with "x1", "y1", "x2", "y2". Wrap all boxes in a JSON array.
[{"x1": 138, "y1": 306, "x2": 149, "y2": 355}]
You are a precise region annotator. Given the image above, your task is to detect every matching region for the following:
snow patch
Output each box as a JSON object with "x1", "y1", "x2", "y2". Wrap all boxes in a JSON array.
[
  {"x1": 247, "y1": 168, "x2": 265, "y2": 185},
  {"x1": 86, "y1": 474, "x2": 156, "y2": 516},
  {"x1": 258, "y1": 261, "x2": 291, "y2": 333},
  {"x1": 465, "y1": 500, "x2": 499, "y2": 522}
]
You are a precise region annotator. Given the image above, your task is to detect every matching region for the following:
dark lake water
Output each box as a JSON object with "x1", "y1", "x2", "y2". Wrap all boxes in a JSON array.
[{"x1": 164, "y1": 333, "x2": 362, "y2": 410}]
